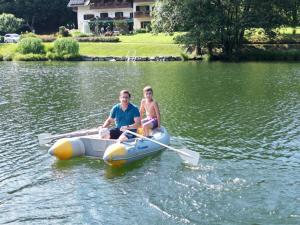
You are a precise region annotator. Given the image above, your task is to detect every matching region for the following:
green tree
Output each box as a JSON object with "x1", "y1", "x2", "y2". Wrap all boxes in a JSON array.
[
  {"x1": 152, "y1": 0, "x2": 291, "y2": 59},
  {"x1": 0, "y1": 0, "x2": 75, "y2": 33},
  {"x1": 0, "y1": 13, "x2": 24, "y2": 35}
]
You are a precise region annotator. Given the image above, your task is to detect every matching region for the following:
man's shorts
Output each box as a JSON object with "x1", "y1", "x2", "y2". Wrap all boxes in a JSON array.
[{"x1": 109, "y1": 127, "x2": 137, "y2": 139}]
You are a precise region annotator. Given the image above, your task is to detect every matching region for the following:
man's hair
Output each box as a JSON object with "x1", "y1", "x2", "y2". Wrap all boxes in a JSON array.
[
  {"x1": 143, "y1": 86, "x2": 153, "y2": 93},
  {"x1": 120, "y1": 90, "x2": 131, "y2": 98}
]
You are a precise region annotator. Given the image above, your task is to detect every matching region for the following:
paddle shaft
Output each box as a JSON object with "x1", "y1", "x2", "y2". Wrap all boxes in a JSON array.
[{"x1": 125, "y1": 130, "x2": 193, "y2": 158}]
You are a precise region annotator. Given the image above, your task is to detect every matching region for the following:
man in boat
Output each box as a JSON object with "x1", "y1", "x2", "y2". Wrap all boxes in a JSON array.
[{"x1": 99, "y1": 90, "x2": 141, "y2": 141}]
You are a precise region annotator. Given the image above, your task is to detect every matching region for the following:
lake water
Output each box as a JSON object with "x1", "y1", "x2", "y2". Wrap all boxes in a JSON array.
[{"x1": 0, "y1": 61, "x2": 300, "y2": 224}]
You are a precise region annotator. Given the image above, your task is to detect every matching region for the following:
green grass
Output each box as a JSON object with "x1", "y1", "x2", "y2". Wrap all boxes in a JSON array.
[
  {"x1": 79, "y1": 42, "x2": 182, "y2": 57},
  {"x1": 0, "y1": 33, "x2": 183, "y2": 57},
  {"x1": 0, "y1": 43, "x2": 17, "y2": 55},
  {"x1": 118, "y1": 33, "x2": 180, "y2": 44},
  {"x1": 79, "y1": 33, "x2": 183, "y2": 56}
]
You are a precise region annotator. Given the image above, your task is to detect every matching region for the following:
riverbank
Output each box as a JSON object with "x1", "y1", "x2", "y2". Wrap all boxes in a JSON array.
[{"x1": 0, "y1": 32, "x2": 300, "y2": 62}]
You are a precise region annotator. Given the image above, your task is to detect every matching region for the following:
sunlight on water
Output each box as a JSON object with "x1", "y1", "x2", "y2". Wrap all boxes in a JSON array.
[{"x1": 0, "y1": 61, "x2": 300, "y2": 224}]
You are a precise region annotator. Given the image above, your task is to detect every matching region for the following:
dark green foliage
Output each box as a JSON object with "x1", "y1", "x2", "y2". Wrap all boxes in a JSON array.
[
  {"x1": 152, "y1": 0, "x2": 299, "y2": 60},
  {"x1": 239, "y1": 49, "x2": 300, "y2": 61},
  {"x1": 17, "y1": 37, "x2": 45, "y2": 54},
  {"x1": 89, "y1": 19, "x2": 114, "y2": 35},
  {"x1": 114, "y1": 20, "x2": 129, "y2": 34},
  {"x1": 0, "y1": 36, "x2": 4, "y2": 43},
  {"x1": 0, "y1": 0, "x2": 76, "y2": 33},
  {"x1": 134, "y1": 29, "x2": 147, "y2": 34}
]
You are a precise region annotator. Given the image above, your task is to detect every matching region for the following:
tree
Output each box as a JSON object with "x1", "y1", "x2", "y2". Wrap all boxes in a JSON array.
[
  {"x1": 0, "y1": 13, "x2": 24, "y2": 35},
  {"x1": 152, "y1": 0, "x2": 291, "y2": 59},
  {"x1": 0, "y1": 0, "x2": 75, "y2": 33}
]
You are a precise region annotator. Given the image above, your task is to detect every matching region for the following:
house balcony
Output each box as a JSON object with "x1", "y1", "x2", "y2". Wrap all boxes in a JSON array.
[
  {"x1": 90, "y1": 0, "x2": 133, "y2": 9},
  {"x1": 134, "y1": 11, "x2": 151, "y2": 18}
]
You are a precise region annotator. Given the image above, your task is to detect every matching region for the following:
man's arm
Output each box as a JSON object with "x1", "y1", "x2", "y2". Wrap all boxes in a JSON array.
[{"x1": 99, "y1": 117, "x2": 114, "y2": 129}]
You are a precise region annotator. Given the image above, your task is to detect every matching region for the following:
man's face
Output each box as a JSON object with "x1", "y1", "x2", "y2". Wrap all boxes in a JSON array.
[{"x1": 119, "y1": 93, "x2": 130, "y2": 104}]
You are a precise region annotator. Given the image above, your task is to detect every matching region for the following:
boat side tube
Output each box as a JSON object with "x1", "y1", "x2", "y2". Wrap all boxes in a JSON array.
[{"x1": 48, "y1": 137, "x2": 85, "y2": 160}]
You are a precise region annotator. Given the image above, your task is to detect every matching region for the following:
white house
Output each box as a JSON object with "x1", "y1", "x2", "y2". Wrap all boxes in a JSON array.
[{"x1": 67, "y1": 0, "x2": 154, "y2": 33}]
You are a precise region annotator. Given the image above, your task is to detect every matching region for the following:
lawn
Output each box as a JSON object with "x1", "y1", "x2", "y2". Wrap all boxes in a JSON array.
[
  {"x1": 79, "y1": 42, "x2": 183, "y2": 57},
  {"x1": 0, "y1": 33, "x2": 184, "y2": 57},
  {"x1": 0, "y1": 43, "x2": 16, "y2": 56},
  {"x1": 118, "y1": 32, "x2": 180, "y2": 44},
  {"x1": 79, "y1": 33, "x2": 183, "y2": 57}
]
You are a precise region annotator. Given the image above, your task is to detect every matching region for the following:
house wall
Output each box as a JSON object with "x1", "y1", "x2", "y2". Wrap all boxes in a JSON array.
[
  {"x1": 75, "y1": 1, "x2": 154, "y2": 32},
  {"x1": 77, "y1": 5, "x2": 133, "y2": 33},
  {"x1": 133, "y1": 1, "x2": 153, "y2": 30}
]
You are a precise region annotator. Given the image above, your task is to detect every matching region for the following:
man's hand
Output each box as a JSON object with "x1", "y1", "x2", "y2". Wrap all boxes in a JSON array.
[{"x1": 120, "y1": 126, "x2": 128, "y2": 132}]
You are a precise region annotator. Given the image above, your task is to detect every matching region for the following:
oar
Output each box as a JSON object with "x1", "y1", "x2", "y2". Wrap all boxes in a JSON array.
[
  {"x1": 125, "y1": 130, "x2": 200, "y2": 166},
  {"x1": 38, "y1": 128, "x2": 99, "y2": 146}
]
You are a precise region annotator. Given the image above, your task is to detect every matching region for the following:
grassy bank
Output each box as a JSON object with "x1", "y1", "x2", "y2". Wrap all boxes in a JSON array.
[
  {"x1": 0, "y1": 31, "x2": 300, "y2": 61},
  {"x1": 79, "y1": 42, "x2": 182, "y2": 57},
  {"x1": 0, "y1": 33, "x2": 183, "y2": 59}
]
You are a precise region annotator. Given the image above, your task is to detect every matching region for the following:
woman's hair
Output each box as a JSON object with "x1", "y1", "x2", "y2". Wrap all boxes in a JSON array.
[
  {"x1": 143, "y1": 86, "x2": 153, "y2": 93},
  {"x1": 120, "y1": 90, "x2": 131, "y2": 98}
]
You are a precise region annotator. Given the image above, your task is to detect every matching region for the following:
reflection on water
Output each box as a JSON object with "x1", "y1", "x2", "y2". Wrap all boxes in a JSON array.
[{"x1": 0, "y1": 61, "x2": 300, "y2": 224}]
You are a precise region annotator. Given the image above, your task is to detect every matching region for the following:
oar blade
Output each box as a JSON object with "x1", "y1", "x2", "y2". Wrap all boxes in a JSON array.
[
  {"x1": 178, "y1": 148, "x2": 200, "y2": 166},
  {"x1": 38, "y1": 133, "x2": 52, "y2": 146}
]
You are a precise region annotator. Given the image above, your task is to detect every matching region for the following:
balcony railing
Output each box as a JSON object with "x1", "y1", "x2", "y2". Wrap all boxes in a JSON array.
[
  {"x1": 90, "y1": 2, "x2": 133, "y2": 9},
  {"x1": 134, "y1": 11, "x2": 151, "y2": 18}
]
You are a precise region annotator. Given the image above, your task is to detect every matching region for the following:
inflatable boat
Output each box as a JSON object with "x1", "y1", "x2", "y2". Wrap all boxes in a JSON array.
[{"x1": 48, "y1": 127, "x2": 170, "y2": 167}]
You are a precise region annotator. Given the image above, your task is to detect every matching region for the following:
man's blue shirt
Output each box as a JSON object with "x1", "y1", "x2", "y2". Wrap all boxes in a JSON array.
[{"x1": 110, "y1": 103, "x2": 140, "y2": 128}]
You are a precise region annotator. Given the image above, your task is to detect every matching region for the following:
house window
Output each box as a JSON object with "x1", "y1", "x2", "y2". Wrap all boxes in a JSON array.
[
  {"x1": 83, "y1": 14, "x2": 95, "y2": 20},
  {"x1": 115, "y1": 12, "x2": 123, "y2": 18},
  {"x1": 100, "y1": 13, "x2": 108, "y2": 18},
  {"x1": 136, "y1": 5, "x2": 150, "y2": 12},
  {"x1": 141, "y1": 21, "x2": 151, "y2": 29}
]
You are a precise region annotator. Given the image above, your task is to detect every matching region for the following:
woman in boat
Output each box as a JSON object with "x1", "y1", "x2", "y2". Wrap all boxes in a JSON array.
[
  {"x1": 139, "y1": 86, "x2": 161, "y2": 136},
  {"x1": 100, "y1": 90, "x2": 141, "y2": 141}
]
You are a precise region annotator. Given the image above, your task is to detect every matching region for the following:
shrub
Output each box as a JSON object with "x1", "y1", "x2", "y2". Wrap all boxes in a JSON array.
[
  {"x1": 114, "y1": 20, "x2": 129, "y2": 34},
  {"x1": 0, "y1": 54, "x2": 3, "y2": 61},
  {"x1": 134, "y1": 28, "x2": 147, "y2": 34},
  {"x1": 17, "y1": 37, "x2": 45, "y2": 54},
  {"x1": 46, "y1": 52, "x2": 81, "y2": 60},
  {"x1": 59, "y1": 26, "x2": 69, "y2": 37},
  {"x1": 38, "y1": 35, "x2": 56, "y2": 42},
  {"x1": 13, "y1": 53, "x2": 47, "y2": 61},
  {"x1": 70, "y1": 29, "x2": 92, "y2": 37},
  {"x1": 0, "y1": 36, "x2": 4, "y2": 43},
  {"x1": 48, "y1": 38, "x2": 80, "y2": 60},
  {"x1": 75, "y1": 36, "x2": 119, "y2": 42},
  {"x1": 20, "y1": 32, "x2": 37, "y2": 40}
]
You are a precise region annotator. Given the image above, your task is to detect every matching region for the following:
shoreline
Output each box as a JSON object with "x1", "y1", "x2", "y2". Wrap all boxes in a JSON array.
[{"x1": 81, "y1": 55, "x2": 186, "y2": 61}]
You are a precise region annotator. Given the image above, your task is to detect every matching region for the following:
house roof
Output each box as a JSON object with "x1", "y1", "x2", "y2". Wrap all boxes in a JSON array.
[{"x1": 68, "y1": 0, "x2": 86, "y2": 7}]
